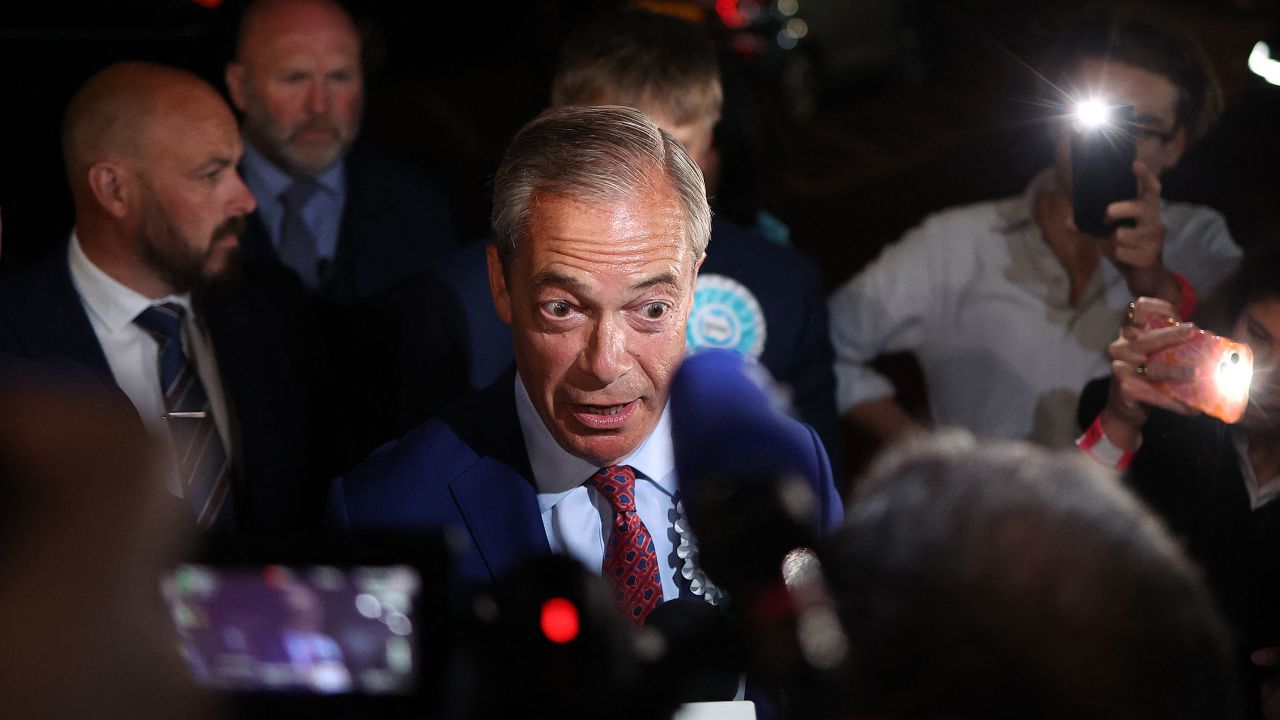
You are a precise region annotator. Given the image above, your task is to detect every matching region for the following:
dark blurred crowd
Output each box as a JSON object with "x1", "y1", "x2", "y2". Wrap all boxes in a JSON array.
[{"x1": 1, "y1": 1, "x2": 1279, "y2": 719}]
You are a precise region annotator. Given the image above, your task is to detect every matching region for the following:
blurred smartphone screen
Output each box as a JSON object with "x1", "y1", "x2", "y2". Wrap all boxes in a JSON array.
[{"x1": 160, "y1": 563, "x2": 422, "y2": 695}]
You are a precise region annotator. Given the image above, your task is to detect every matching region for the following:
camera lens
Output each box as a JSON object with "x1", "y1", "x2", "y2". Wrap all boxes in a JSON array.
[{"x1": 1231, "y1": 352, "x2": 1240, "y2": 364}]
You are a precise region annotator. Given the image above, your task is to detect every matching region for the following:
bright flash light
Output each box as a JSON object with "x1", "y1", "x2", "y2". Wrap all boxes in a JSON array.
[
  {"x1": 1249, "y1": 41, "x2": 1280, "y2": 87},
  {"x1": 1215, "y1": 349, "x2": 1254, "y2": 404},
  {"x1": 1075, "y1": 99, "x2": 1111, "y2": 128}
]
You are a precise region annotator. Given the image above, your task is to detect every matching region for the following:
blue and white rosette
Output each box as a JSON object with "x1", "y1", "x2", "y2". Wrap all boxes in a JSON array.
[
  {"x1": 686, "y1": 274, "x2": 766, "y2": 359},
  {"x1": 673, "y1": 500, "x2": 726, "y2": 606}
]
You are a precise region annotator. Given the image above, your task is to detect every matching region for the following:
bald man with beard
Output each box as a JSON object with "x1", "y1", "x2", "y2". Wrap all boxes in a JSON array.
[{"x1": 0, "y1": 62, "x2": 333, "y2": 534}]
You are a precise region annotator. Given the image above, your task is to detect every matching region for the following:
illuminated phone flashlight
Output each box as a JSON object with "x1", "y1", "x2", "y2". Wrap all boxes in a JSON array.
[
  {"x1": 1074, "y1": 99, "x2": 1113, "y2": 130},
  {"x1": 1214, "y1": 345, "x2": 1254, "y2": 414}
]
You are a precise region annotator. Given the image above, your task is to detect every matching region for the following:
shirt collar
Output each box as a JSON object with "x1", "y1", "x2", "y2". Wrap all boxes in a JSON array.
[
  {"x1": 240, "y1": 138, "x2": 345, "y2": 201},
  {"x1": 1233, "y1": 433, "x2": 1280, "y2": 511},
  {"x1": 513, "y1": 371, "x2": 677, "y2": 512},
  {"x1": 67, "y1": 232, "x2": 192, "y2": 332},
  {"x1": 997, "y1": 166, "x2": 1059, "y2": 233}
]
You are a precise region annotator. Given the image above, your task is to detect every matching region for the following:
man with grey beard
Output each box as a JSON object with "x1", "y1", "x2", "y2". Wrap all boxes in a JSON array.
[
  {"x1": 226, "y1": 0, "x2": 457, "y2": 300},
  {"x1": 0, "y1": 61, "x2": 333, "y2": 533},
  {"x1": 224, "y1": 0, "x2": 468, "y2": 468}
]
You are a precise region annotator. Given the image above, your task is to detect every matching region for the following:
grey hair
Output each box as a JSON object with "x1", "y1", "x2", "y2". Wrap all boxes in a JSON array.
[
  {"x1": 490, "y1": 105, "x2": 711, "y2": 270},
  {"x1": 824, "y1": 430, "x2": 1239, "y2": 719}
]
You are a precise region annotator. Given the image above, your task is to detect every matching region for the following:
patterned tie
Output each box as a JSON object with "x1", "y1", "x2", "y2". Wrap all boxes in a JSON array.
[
  {"x1": 590, "y1": 465, "x2": 662, "y2": 624},
  {"x1": 134, "y1": 303, "x2": 234, "y2": 529},
  {"x1": 278, "y1": 179, "x2": 321, "y2": 289}
]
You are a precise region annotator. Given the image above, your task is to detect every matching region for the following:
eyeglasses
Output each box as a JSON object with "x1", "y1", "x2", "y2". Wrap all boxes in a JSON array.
[{"x1": 1133, "y1": 124, "x2": 1178, "y2": 144}]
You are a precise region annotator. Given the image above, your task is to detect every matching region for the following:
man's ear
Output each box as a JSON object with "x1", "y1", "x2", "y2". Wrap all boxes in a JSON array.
[
  {"x1": 225, "y1": 63, "x2": 247, "y2": 112},
  {"x1": 86, "y1": 162, "x2": 131, "y2": 219},
  {"x1": 486, "y1": 243, "x2": 513, "y2": 325}
]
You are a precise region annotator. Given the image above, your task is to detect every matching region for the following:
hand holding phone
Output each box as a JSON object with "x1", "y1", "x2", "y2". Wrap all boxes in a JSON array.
[
  {"x1": 1144, "y1": 315, "x2": 1253, "y2": 424},
  {"x1": 1071, "y1": 103, "x2": 1137, "y2": 236}
]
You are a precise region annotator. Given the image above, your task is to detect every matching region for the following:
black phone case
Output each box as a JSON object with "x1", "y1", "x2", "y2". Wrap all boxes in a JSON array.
[{"x1": 1071, "y1": 105, "x2": 1138, "y2": 236}]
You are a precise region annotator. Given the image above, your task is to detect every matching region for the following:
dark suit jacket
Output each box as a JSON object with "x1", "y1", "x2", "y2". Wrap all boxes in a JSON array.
[
  {"x1": 441, "y1": 214, "x2": 843, "y2": 476},
  {"x1": 238, "y1": 141, "x2": 457, "y2": 305},
  {"x1": 0, "y1": 247, "x2": 331, "y2": 531},
  {"x1": 238, "y1": 141, "x2": 468, "y2": 468},
  {"x1": 329, "y1": 368, "x2": 841, "y2": 588},
  {"x1": 1080, "y1": 379, "x2": 1280, "y2": 668}
]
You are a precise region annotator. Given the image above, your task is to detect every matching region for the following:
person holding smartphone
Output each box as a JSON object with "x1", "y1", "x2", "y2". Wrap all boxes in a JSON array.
[
  {"x1": 828, "y1": 7, "x2": 1242, "y2": 452},
  {"x1": 1078, "y1": 243, "x2": 1280, "y2": 719}
]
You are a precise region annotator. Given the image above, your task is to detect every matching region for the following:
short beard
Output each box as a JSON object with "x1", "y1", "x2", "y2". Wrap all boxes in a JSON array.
[
  {"x1": 241, "y1": 85, "x2": 361, "y2": 179},
  {"x1": 138, "y1": 202, "x2": 246, "y2": 294}
]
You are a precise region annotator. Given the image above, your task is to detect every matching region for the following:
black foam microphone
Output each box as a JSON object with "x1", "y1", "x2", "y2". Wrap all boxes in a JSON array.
[{"x1": 642, "y1": 598, "x2": 742, "y2": 703}]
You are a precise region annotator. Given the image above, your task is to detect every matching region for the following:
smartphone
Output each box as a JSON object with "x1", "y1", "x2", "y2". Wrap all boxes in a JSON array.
[
  {"x1": 1144, "y1": 316, "x2": 1254, "y2": 424},
  {"x1": 1071, "y1": 104, "x2": 1137, "y2": 236}
]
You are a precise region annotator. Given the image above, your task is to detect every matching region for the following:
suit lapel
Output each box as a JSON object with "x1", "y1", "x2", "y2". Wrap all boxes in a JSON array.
[
  {"x1": 444, "y1": 368, "x2": 551, "y2": 583},
  {"x1": 450, "y1": 459, "x2": 551, "y2": 583}
]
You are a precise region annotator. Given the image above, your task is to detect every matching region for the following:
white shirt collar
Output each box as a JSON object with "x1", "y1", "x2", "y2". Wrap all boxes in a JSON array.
[
  {"x1": 512, "y1": 371, "x2": 677, "y2": 512},
  {"x1": 1233, "y1": 434, "x2": 1280, "y2": 511},
  {"x1": 67, "y1": 232, "x2": 192, "y2": 332}
]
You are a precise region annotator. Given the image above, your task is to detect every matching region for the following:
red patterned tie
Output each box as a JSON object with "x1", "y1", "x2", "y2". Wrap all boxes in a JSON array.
[{"x1": 590, "y1": 465, "x2": 662, "y2": 624}]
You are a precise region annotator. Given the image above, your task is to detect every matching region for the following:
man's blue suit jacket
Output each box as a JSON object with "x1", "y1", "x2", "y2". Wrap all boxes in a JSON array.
[
  {"x1": 0, "y1": 246, "x2": 333, "y2": 531},
  {"x1": 328, "y1": 368, "x2": 844, "y2": 588}
]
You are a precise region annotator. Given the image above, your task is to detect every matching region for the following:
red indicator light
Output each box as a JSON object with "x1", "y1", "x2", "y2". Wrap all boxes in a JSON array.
[
  {"x1": 262, "y1": 564, "x2": 290, "y2": 590},
  {"x1": 540, "y1": 597, "x2": 580, "y2": 644},
  {"x1": 716, "y1": 0, "x2": 746, "y2": 28}
]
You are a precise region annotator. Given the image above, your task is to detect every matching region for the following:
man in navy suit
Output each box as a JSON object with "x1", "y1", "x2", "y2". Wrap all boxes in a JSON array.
[
  {"x1": 225, "y1": 0, "x2": 467, "y2": 467},
  {"x1": 442, "y1": 9, "x2": 841, "y2": 477},
  {"x1": 331, "y1": 106, "x2": 842, "y2": 616},
  {"x1": 0, "y1": 62, "x2": 329, "y2": 532}
]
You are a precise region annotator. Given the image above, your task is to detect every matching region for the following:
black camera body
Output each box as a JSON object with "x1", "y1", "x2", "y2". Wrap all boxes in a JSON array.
[{"x1": 1071, "y1": 104, "x2": 1138, "y2": 236}]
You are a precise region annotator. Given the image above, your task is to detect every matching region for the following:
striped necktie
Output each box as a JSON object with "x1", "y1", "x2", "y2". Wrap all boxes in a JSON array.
[
  {"x1": 134, "y1": 302, "x2": 234, "y2": 529},
  {"x1": 590, "y1": 465, "x2": 662, "y2": 624}
]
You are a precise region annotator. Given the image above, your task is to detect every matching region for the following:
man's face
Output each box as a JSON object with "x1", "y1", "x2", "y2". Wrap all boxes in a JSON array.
[
  {"x1": 653, "y1": 111, "x2": 718, "y2": 178},
  {"x1": 230, "y1": 9, "x2": 363, "y2": 178},
  {"x1": 1235, "y1": 296, "x2": 1280, "y2": 433},
  {"x1": 488, "y1": 188, "x2": 701, "y2": 467},
  {"x1": 1053, "y1": 58, "x2": 1188, "y2": 190},
  {"x1": 134, "y1": 99, "x2": 256, "y2": 293}
]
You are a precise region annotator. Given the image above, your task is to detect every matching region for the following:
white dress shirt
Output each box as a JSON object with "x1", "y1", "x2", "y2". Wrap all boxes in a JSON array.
[
  {"x1": 514, "y1": 373, "x2": 683, "y2": 602},
  {"x1": 829, "y1": 168, "x2": 1242, "y2": 447},
  {"x1": 67, "y1": 234, "x2": 233, "y2": 494}
]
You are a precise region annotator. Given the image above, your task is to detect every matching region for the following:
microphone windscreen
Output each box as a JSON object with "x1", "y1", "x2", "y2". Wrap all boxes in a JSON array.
[
  {"x1": 644, "y1": 598, "x2": 740, "y2": 702},
  {"x1": 670, "y1": 350, "x2": 815, "y2": 493}
]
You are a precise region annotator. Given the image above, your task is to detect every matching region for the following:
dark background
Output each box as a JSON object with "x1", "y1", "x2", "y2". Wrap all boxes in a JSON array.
[{"x1": 1, "y1": 0, "x2": 1277, "y2": 289}]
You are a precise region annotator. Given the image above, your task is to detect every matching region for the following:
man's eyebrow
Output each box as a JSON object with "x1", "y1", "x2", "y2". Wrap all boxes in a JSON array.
[
  {"x1": 194, "y1": 157, "x2": 233, "y2": 174},
  {"x1": 631, "y1": 272, "x2": 679, "y2": 292},
  {"x1": 528, "y1": 270, "x2": 679, "y2": 293}
]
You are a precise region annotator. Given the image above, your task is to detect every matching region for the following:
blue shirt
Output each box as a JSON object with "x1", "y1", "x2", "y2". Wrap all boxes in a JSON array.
[
  {"x1": 239, "y1": 141, "x2": 347, "y2": 271},
  {"x1": 513, "y1": 372, "x2": 683, "y2": 602}
]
